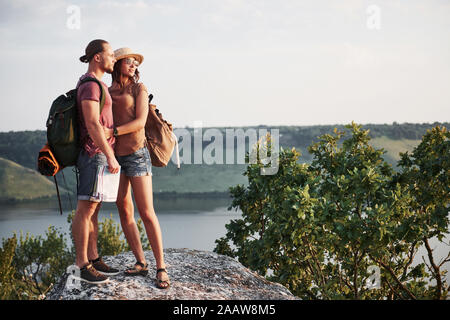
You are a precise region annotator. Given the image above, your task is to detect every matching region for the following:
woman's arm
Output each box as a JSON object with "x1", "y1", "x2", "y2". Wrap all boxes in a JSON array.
[{"x1": 114, "y1": 84, "x2": 149, "y2": 136}]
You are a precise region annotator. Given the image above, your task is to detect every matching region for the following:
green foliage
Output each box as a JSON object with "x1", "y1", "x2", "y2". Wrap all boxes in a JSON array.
[
  {"x1": 95, "y1": 214, "x2": 151, "y2": 255},
  {"x1": 14, "y1": 227, "x2": 73, "y2": 299},
  {"x1": 0, "y1": 211, "x2": 152, "y2": 300},
  {"x1": 0, "y1": 236, "x2": 17, "y2": 299},
  {"x1": 215, "y1": 122, "x2": 450, "y2": 300},
  {"x1": 96, "y1": 214, "x2": 129, "y2": 256},
  {"x1": 0, "y1": 227, "x2": 72, "y2": 300},
  {"x1": 395, "y1": 126, "x2": 450, "y2": 299}
]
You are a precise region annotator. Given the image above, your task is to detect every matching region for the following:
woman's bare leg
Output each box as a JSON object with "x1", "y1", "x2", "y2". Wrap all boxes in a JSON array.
[
  {"x1": 130, "y1": 175, "x2": 169, "y2": 284},
  {"x1": 116, "y1": 174, "x2": 146, "y2": 264}
]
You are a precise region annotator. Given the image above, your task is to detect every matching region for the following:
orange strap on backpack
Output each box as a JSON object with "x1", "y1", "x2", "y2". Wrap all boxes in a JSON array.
[
  {"x1": 38, "y1": 143, "x2": 61, "y2": 176},
  {"x1": 37, "y1": 143, "x2": 64, "y2": 215}
]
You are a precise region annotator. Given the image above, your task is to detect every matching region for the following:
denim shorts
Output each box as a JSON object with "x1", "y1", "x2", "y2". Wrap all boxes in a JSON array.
[
  {"x1": 116, "y1": 147, "x2": 152, "y2": 177},
  {"x1": 76, "y1": 149, "x2": 108, "y2": 202}
]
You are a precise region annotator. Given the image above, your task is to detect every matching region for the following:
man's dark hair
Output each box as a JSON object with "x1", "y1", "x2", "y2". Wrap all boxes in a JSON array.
[{"x1": 79, "y1": 39, "x2": 108, "y2": 63}]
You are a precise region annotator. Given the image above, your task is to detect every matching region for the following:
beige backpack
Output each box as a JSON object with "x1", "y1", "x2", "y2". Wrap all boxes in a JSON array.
[{"x1": 145, "y1": 94, "x2": 180, "y2": 168}]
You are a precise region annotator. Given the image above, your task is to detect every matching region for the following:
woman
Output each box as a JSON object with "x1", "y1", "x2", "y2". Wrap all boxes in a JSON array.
[{"x1": 106, "y1": 47, "x2": 170, "y2": 289}]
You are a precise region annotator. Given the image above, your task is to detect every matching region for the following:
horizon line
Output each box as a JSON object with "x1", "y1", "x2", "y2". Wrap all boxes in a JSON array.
[{"x1": 1, "y1": 121, "x2": 449, "y2": 133}]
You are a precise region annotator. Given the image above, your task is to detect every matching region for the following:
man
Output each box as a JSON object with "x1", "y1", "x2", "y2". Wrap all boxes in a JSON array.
[{"x1": 72, "y1": 39, "x2": 120, "y2": 284}]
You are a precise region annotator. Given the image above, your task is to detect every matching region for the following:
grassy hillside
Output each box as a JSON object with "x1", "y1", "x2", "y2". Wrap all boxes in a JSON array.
[
  {"x1": 152, "y1": 163, "x2": 248, "y2": 193},
  {"x1": 369, "y1": 136, "x2": 421, "y2": 166},
  {"x1": 0, "y1": 157, "x2": 61, "y2": 202}
]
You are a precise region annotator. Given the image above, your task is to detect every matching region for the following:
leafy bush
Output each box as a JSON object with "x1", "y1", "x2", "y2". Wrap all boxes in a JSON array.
[
  {"x1": 0, "y1": 236, "x2": 17, "y2": 299},
  {"x1": 0, "y1": 227, "x2": 72, "y2": 300},
  {"x1": 0, "y1": 211, "x2": 151, "y2": 299},
  {"x1": 95, "y1": 214, "x2": 151, "y2": 256},
  {"x1": 215, "y1": 123, "x2": 449, "y2": 300}
]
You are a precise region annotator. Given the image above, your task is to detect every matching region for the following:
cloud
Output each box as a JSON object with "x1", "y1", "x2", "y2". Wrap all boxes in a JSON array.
[{"x1": 97, "y1": 0, "x2": 149, "y2": 9}]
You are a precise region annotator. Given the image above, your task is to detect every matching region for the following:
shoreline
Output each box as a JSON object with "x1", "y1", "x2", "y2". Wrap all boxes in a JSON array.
[{"x1": 0, "y1": 191, "x2": 233, "y2": 205}]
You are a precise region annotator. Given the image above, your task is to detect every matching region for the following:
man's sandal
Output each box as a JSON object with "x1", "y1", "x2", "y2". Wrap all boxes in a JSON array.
[
  {"x1": 124, "y1": 261, "x2": 148, "y2": 276},
  {"x1": 156, "y1": 268, "x2": 171, "y2": 289}
]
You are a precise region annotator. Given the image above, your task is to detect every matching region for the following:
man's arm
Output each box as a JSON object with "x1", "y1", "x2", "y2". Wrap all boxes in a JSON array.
[{"x1": 81, "y1": 99, "x2": 120, "y2": 173}]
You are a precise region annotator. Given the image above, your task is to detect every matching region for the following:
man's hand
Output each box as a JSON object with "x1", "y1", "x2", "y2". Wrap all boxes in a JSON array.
[{"x1": 107, "y1": 156, "x2": 120, "y2": 174}]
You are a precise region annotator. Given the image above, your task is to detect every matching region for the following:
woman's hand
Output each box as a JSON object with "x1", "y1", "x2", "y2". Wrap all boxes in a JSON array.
[{"x1": 103, "y1": 126, "x2": 114, "y2": 139}]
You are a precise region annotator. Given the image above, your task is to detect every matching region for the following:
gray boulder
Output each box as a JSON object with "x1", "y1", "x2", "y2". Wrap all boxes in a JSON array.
[{"x1": 46, "y1": 248, "x2": 298, "y2": 300}]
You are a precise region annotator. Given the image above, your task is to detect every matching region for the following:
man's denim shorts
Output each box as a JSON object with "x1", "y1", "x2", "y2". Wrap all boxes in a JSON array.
[
  {"x1": 116, "y1": 147, "x2": 153, "y2": 177},
  {"x1": 76, "y1": 149, "x2": 108, "y2": 202}
]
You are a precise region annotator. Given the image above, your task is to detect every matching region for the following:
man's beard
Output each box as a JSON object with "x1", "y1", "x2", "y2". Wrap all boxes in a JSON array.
[
  {"x1": 104, "y1": 66, "x2": 114, "y2": 74},
  {"x1": 100, "y1": 62, "x2": 114, "y2": 74}
]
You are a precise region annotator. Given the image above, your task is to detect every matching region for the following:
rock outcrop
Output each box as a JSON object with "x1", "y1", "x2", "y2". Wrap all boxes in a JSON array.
[{"x1": 46, "y1": 248, "x2": 298, "y2": 300}]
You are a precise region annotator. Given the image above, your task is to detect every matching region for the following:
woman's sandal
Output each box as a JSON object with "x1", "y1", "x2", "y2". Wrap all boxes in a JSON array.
[
  {"x1": 156, "y1": 268, "x2": 171, "y2": 289},
  {"x1": 124, "y1": 261, "x2": 149, "y2": 276}
]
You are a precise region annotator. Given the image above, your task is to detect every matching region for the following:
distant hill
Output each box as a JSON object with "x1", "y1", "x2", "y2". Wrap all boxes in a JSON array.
[
  {"x1": 0, "y1": 122, "x2": 447, "y2": 202},
  {"x1": 369, "y1": 136, "x2": 421, "y2": 164},
  {"x1": 0, "y1": 157, "x2": 64, "y2": 202},
  {"x1": 1, "y1": 122, "x2": 447, "y2": 171}
]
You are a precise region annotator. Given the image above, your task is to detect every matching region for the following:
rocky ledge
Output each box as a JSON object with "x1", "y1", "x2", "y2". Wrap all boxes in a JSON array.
[{"x1": 46, "y1": 248, "x2": 298, "y2": 300}]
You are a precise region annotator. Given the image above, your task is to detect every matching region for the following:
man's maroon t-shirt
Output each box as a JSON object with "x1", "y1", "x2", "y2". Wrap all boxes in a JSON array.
[{"x1": 76, "y1": 72, "x2": 115, "y2": 157}]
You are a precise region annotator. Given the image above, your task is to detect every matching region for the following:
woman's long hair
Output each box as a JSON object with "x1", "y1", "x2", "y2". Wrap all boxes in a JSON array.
[{"x1": 111, "y1": 58, "x2": 140, "y2": 93}]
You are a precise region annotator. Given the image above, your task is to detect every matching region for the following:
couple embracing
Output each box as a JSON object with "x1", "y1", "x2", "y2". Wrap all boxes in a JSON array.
[{"x1": 71, "y1": 39, "x2": 170, "y2": 289}]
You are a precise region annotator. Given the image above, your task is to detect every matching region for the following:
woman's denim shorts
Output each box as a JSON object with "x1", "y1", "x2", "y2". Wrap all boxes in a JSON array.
[
  {"x1": 76, "y1": 149, "x2": 108, "y2": 202},
  {"x1": 116, "y1": 147, "x2": 153, "y2": 177}
]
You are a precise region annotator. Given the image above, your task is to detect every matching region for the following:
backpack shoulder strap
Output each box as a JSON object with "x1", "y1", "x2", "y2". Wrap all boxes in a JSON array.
[{"x1": 79, "y1": 77, "x2": 106, "y2": 115}]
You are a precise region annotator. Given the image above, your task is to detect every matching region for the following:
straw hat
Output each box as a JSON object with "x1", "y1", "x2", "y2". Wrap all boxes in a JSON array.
[{"x1": 114, "y1": 47, "x2": 144, "y2": 65}]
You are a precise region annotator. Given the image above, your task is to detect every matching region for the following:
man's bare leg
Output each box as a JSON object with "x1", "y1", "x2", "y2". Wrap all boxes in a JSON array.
[
  {"x1": 87, "y1": 203, "x2": 102, "y2": 261},
  {"x1": 72, "y1": 200, "x2": 101, "y2": 268}
]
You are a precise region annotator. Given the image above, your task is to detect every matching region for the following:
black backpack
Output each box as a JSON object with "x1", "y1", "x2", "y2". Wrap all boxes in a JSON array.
[
  {"x1": 39, "y1": 77, "x2": 105, "y2": 215},
  {"x1": 45, "y1": 77, "x2": 105, "y2": 168}
]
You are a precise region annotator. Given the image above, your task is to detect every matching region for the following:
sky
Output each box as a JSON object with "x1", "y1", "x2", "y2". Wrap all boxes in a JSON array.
[{"x1": 0, "y1": 0, "x2": 449, "y2": 131}]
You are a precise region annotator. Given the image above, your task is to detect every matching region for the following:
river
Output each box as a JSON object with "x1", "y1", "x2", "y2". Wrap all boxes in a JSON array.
[
  {"x1": 0, "y1": 197, "x2": 448, "y2": 285},
  {"x1": 0, "y1": 196, "x2": 240, "y2": 252}
]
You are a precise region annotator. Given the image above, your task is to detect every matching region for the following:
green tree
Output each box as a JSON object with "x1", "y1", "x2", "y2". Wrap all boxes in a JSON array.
[
  {"x1": 394, "y1": 126, "x2": 450, "y2": 299},
  {"x1": 215, "y1": 123, "x2": 449, "y2": 299},
  {"x1": 307, "y1": 123, "x2": 432, "y2": 299}
]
